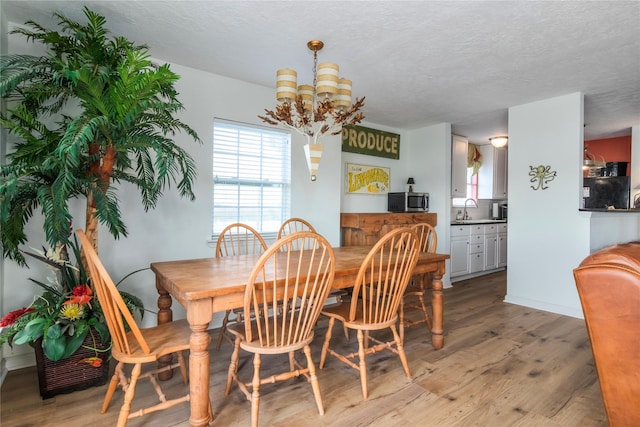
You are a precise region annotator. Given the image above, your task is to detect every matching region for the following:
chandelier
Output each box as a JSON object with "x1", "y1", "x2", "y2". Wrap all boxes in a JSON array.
[{"x1": 259, "y1": 40, "x2": 365, "y2": 181}]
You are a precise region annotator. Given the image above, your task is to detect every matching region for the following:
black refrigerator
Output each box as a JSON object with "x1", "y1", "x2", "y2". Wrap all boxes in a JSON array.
[{"x1": 583, "y1": 176, "x2": 630, "y2": 209}]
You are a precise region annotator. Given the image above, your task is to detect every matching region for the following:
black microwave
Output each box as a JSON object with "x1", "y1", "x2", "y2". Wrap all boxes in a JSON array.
[{"x1": 387, "y1": 192, "x2": 429, "y2": 212}]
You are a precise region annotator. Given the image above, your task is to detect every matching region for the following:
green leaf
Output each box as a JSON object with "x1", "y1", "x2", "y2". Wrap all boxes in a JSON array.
[
  {"x1": 61, "y1": 326, "x2": 89, "y2": 359},
  {"x1": 42, "y1": 324, "x2": 66, "y2": 361},
  {"x1": 12, "y1": 317, "x2": 46, "y2": 344},
  {"x1": 90, "y1": 320, "x2": 109, "y2": 343}
]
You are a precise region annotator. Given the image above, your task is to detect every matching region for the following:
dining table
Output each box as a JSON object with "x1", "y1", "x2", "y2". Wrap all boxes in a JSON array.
[{"x1": 151, "y1": 245, "x2": 449, "y2": 426}]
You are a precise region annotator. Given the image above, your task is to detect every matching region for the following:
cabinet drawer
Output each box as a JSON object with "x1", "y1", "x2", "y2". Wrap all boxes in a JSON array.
[
  {"x1": 451, "y1": 225, "x2": 470, "y2": 237},
  {"x1": 497, "y1": 223, "x2": 507, "y2": 233},
  {"x1": 470, "y1": 234, "x2": 484, "y2": 244},
  {"x1": 484, "y1": 224, "x2": 499, "y2": 235},
  {"x1": 469, "y1": 243, "x2": 483, "y2": 254},
  {"x1": 470, "y1": 225, "x2": 483, "y2": 235}
]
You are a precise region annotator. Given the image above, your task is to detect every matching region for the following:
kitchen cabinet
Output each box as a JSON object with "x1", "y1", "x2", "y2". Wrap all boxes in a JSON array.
[
  {"x1": 450, "y1": 224, "x2": 484, "y2": 278},
  {"x1": 450, "y1": 225, "x2": 470, "y2": 277},
  {"x1": 469, "y1": 225, "x2": 484, "y2": 273},
  {"x1": 483, "y1": 223, "x2": 507, "y2": 270},
  {"x1": 484, "y1": 229, "x2": 498, "y2": 270},
  {"x1": 498, "y1": 224, "x2": 507, "y2": 267},
  {"x1": 451, "y1": 135, "x2": 468, "y2": 197},
  {"x1": 478, "y1": 145, "x2": 508, "y2": 199},
  {"x1": 451, "y1": 222, "x2": 507, "y2": 281}
]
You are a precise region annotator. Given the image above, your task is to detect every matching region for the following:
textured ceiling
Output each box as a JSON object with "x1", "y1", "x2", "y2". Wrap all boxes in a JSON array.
[{"x1": 2, "y1": 1, "x2": 639, "y2": 144}]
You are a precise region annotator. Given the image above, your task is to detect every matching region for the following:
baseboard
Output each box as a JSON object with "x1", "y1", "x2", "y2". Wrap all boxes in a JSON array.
[
  {"x1": 451, "y1": 267, "x2": 506, "y2": 283},
  {"x1": 503, "y1": 294, "x2": 584, "y2": 319},
  {"x1": 2, "y1": 350, "x2": 36, "y2": 372},
  {"x1": 0, "y1": 363, "x2": 6, "y2": 387}
]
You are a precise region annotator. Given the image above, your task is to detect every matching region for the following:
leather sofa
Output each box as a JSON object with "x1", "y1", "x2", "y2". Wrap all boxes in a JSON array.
[{"x1": 573, "y1": 242, "x2": 640, "y2": 426}]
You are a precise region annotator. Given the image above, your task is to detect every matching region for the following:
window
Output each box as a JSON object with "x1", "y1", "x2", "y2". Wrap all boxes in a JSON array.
[
  {"x1": 212, "y1": 119, "x2": 291, "y2": 237},
  {"x1": 452, "y1": 168, "x2": 478, "y2": 207}
]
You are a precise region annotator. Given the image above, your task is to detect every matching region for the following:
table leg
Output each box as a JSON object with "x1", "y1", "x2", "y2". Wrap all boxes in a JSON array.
[
  {"x1": 187, "y1": 299, "x2": 213, "y2": 427},
  {"x1": 156, "y1": 278, "x2": 175, "y2": 380},
  {"x1": 430, "y1": 271, "x2": 444, "y2": 349}
]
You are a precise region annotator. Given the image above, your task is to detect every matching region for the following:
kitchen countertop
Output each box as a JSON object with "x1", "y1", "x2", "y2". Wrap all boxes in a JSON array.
[
  {"x1": 451, "y1": 219, "x2": 507, "y2": 225},
  {"x1": 579, "y1": 208, "x2": 640, "y2": 212}
]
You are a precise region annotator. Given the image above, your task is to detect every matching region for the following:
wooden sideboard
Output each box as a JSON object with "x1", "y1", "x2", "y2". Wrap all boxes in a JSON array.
[{"x1": 340, "y1": 212, "x2": 437, "y2": 246}]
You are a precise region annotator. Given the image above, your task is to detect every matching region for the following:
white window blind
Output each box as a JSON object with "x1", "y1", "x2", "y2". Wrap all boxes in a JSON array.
[{"x1": 212, "y1": 119, "x2": 291, "y2": 237}]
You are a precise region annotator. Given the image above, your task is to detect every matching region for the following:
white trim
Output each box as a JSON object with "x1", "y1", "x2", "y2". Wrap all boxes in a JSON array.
[{"x1": 503, "y1": 294, "x2": 584, "y2": 319}]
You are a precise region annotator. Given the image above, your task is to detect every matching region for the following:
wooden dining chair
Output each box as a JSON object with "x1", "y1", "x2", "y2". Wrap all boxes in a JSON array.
[
  {"x1": 215, "y1": 223, "x2": 268, "y2": 350},
  {"x1": 76, "y1": 230, "x2": 211, "y2": 427},
  {"x1": 319, "y1": 227, "x2": 420, "y2": 399},
  {"x1": 277, "y1": 217, "x2": 317, "y2": 251},
  {"x1": 399, "y1": 222, "x2": 438, "y2": 342},
  {"x1": 279, "y1": 217, "x2": 348, "y2": 310},
  {"x1": 225, "y1": 231, "x2": 335, "y2": 427},
  {"x1": 277, "y1": 217, "x2": 317, "y2": 238}
]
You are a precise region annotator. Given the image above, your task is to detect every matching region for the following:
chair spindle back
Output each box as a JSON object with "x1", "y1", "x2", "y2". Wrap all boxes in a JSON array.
[
  {"x1": 349, "y1": 228, "x2": 419, "y2": 324},
  {"x1": 244, "y1": 231, "x2": 335, "y2": 347}
]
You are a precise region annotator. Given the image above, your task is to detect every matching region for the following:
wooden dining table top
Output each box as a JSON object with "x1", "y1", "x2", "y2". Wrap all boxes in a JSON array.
[{"x1": 151, "y1": 246, "x2": 449, "y2": 308}]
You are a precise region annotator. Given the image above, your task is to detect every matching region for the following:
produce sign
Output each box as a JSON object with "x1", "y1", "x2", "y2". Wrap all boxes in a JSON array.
[{"x1": 342, "y1": 125, "x2": 400, "y2": 159}]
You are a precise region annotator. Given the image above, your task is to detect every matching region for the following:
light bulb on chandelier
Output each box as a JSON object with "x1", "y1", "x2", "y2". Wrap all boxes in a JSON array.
[{"x1": 259, "y1": 40, "x2": 365, "y2": 181}]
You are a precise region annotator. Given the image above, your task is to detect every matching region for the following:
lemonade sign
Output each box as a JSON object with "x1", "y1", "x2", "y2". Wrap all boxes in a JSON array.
[{"x1": 346, "y1": 163, "x2": 390, "y2": 194}]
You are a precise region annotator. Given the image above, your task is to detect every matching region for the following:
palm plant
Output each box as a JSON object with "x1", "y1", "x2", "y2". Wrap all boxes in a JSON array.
[{"x1": 0, "y1": 6, "x2": 200, "y2": 264}]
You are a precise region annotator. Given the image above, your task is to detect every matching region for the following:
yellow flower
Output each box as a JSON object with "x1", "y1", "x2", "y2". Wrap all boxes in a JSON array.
[{"x1": 60, "y1": 303, "x2": 85, "y2": 321}]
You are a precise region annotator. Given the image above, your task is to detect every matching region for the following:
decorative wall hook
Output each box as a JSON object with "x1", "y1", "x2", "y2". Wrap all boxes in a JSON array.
[{"x1": 529, "y1": 165, "x2": 556, "y2": 190}]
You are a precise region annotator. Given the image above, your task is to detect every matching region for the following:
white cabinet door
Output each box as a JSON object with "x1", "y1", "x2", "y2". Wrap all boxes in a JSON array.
[
  {"x1": 493, "y1": 147, "x2": 508, "y2": 199},
  {"x1": 469, "y1": 251, "x2": 484, "y2": 273},
  {"x1": 450, "y1": 237, "x2": 469, "y2": 277},
  {"x1": 498, "y1": 233, "x2": 508, "y2": 267},
  {"x1": 484, "y1": 234, "x2": 498, "y2": 270},
  {"x1": 478, "y1": 146, "x2": 508, "y2": 199},
  {"x1": 451, "y1": 135, "x2": 468, "y2": 197}
]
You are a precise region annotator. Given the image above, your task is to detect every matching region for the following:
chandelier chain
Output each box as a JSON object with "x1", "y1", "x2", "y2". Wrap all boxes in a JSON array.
[{"x1": 312, "y1": 50, "x2": 318, "y2": 100}]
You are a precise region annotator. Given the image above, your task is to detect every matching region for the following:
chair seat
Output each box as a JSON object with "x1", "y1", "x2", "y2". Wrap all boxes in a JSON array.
[
  {"x1": 112, "y1": 318, "x2": 192, "y2": 364},
  {"x1": 321, "y1": 301, "x2": 398, "y2": 331},
  {"x1": 228, "y1": 319, "x2": 314, "y2": 355}
]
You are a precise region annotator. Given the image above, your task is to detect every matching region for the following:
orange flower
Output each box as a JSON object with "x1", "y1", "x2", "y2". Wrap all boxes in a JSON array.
[
  {"x1": 65, "y1": 285, "x2": 93, "y2": 305},
  {"x1": 78, "y1": 357, "x2": 103, "y2": 367}
]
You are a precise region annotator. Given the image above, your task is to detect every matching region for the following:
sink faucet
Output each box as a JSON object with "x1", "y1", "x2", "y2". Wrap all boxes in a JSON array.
[{"x1": 463, "y1": 198, "x2": 478, "y2": 220}]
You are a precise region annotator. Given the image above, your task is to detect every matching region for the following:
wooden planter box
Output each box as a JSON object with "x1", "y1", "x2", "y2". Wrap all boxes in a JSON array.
[{"x1": 33, "y1": 332, "x2": 110, "y2": 399}]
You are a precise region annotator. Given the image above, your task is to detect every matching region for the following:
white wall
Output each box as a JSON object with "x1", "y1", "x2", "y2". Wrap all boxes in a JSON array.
[
  {"x1": 1, "y1": 24, "x2": 429, "y2": 370},
  {"x1": 340, "y1": 122, "x2": 408, "y2": 213},
  {"x1": 505, "y1": 95, "x2": 640, "y2": 319},
  {"x1": 404, "y1": 123, "x2": 453, "y2": 288},
  {"x1": 505, "y1": 93, "x2": 590, "y2": 318}
]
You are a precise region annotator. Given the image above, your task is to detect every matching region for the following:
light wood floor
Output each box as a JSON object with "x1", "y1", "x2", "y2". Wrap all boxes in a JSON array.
[{"x1": 1, "y1": 271, "x2": 607, "y2": 426}]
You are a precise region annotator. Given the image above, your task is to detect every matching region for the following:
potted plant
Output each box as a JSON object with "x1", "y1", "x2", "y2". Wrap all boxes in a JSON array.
[
  {"x1": 0, "y1": 6, "x2": 200, "y2": 262},
  {"x1": 0, "y1": 6, "x2": 199, "y2": 397},
  {"x1": 0, "y1": 231, "x2": 144, "y2": 398}
]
